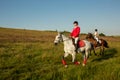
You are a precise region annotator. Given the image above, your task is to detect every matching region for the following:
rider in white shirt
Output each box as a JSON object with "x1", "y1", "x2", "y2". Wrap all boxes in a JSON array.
[{"x1": 94, "y1": 29, "x2": 99, "y2": 42}]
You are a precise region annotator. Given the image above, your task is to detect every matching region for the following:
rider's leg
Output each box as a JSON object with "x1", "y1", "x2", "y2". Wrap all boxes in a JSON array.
[
  {"x1": 96, "y1": 38, "x2": 99, "y2": 42},
  {"x1": 95, "y1": 36, "x2": 99, "y2": 42},
  {"x1": 75, "y1": 37, "x2": 79, "y2": 44},
  {"x1": 74, "y1": 37, "x2": 79, "y2": 53},
  {"x1": 95, "y1": 36, "x2": 100, "y2": 46}
]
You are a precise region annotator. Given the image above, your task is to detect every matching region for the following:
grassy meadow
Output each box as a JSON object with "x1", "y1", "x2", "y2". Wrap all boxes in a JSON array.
[{"x1": 0, "y1": 27, "x2": 120, "y2": 80}]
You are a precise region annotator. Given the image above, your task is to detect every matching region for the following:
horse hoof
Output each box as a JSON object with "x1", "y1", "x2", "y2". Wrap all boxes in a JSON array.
[
  {"x1": 64, "y1": 65, "x2": 68, "y2": 68},
  {"x1": 82, "y1": 63, "x2": 86, "y2": 66},
  {"x1": 74, "y1": 61, "x2": 80, "y2": 65},
  {"x1": 77, "y1": 61, "x2": 80, "y2": 64}
]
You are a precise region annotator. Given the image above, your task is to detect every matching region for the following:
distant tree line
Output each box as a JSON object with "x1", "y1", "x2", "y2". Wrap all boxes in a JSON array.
[{"x1": 99, "y1": 33, "x2": 106, "y2": 36}]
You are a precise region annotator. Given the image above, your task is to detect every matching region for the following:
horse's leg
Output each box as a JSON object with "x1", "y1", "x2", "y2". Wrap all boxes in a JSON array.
[
  {"x1": 93, "y1": 48, "x2": 97, "y2": 56},
  {"x1": 89, "y1": 49, "x2": 92, "y2": 56},
  {"x1": 92, "y1": 46, "x2": 97, "y2": 56},
  {"x1": 91, "y1": 44, "x2": 96, "y2": 56},
  {"x1": 71, "y1": 52, "x2": 76, "y2": 63},
  {"x1": 89, "y1": 46, "x2": 93, "y2": 56},
  {"x1": 82, "y1": 50, "x2": 89, "y2": 66},
  {"x1": 100, "y1": 46, "x2": 104, "y2": 56},
  {"x1": 99, "y1": 47, "x2": 102, "y2": 55},
  {"x1": 62, "y1": 52, "x2": 69, "y2": 65},
  {"x1": 63, "y1": 52, "x2": 69, "y2": 58},
  {"x1": 101, "y1": 46, "x2": 104, "y2": 55},
  {"x1": 86, "y1": 50, "x2": 89, "y2": 59},
  {"x1": 82, "y1": 55, "x2": 87, "y2": 66}
]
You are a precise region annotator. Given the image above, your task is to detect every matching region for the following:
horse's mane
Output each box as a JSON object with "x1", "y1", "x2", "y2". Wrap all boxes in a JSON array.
[
  {"x1": 61, "y1": 34, "x2": 72, "y2": 40},
  {"x1": 86, "y1": 33, "x2": 94, "y2": 39}
]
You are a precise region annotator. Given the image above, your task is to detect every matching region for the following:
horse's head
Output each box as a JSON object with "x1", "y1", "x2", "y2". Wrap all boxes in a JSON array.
[
  {"x1": 54, "y1": 32, "x2": 63, "y2": 45},
  {"x1": 86, "y1": 33, "x2": 94, "y2": 39}
]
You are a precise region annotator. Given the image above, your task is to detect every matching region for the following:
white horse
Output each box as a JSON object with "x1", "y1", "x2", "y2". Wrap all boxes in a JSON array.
[{"x1": 54, "y1": 32, "x2": 93, "y2": 66}]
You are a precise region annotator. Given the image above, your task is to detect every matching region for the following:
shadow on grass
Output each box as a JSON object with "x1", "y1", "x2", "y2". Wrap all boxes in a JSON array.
[{"x1": 92, "y1": 48, "x2": 118, "y2": 62}]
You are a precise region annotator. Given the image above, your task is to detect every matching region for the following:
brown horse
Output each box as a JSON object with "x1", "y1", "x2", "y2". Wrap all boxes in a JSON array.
[{"x1": 86, "y1": 33, "x2": 109, "y2": 56}]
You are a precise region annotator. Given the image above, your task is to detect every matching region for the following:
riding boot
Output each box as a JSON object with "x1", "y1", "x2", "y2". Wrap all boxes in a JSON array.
[
  {"x1": 75, "y1": 44, "x2": 78, "y2": 53},
  {"x1": 72, "y1": 38, "x2": 78, "y2": 53}
]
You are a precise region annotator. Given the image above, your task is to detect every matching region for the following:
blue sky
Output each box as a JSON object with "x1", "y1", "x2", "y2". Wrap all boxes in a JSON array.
[{"x1": 0, "y1": 0, "x2": 120, "y2": 35}]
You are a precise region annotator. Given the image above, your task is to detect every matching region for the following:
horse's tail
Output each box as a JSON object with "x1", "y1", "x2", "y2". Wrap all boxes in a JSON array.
[{"x1": 104, "y1": 40, "x2": 109, "y2": 48}]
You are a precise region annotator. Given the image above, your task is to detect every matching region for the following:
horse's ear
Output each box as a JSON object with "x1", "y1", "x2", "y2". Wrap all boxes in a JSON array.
[
  {"x1": 88, "y1": 32, "x2": 90, "y2": 34},
  {"x1": 56, "y1": 30, "x2": 60, "y2": 34},
  {"x1": 56, "y1": 29, "x2": 58, "y2": 32},
  {"x1": 60, "y1": 31, "x2": 65, "y2": 34},
  {"x1": 60, "y1": 32, "x2": 63, "y2": 34},
  {"x1": 57, "y1": 31, "x2": 64, "y2": 35},
  {"x1": 58, "y1": 32, "x2": 62, "y2": 35},
  {"x1": 56, "y1": 30, "x2": 59, "y2": 34},
  {"x1": 58, "y1": 31, "x2": 61, "y2": 35}
]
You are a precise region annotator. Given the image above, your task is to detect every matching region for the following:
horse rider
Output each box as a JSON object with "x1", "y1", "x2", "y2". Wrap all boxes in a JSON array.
[
  {"x1": 70, "y1": 21, "x2": 80, "y2": 53},
  {"x1": 94, "y1": 29, "x2": 100, "y2": 44}
]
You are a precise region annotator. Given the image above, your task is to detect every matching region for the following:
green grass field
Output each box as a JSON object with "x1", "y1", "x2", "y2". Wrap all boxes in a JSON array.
[{"x1": 0, "y1": 27, "x2": 120, "y2": 80}]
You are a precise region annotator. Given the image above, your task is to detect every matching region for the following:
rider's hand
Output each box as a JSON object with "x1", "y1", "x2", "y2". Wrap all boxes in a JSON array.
[
  {"x1": 72, "y1": 36, "x2": 75, "y2": 38},
  {"x1": 69, "y1": 36, "x2": 72, "y2": 38}
]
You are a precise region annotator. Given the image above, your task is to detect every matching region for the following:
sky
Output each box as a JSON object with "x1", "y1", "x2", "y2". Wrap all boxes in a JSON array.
[{"x1": 0, "y1": 0, "x2": 120, "y2": 35}]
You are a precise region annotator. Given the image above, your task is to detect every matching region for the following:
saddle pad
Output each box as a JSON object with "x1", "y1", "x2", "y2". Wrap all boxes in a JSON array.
[{"x1": 79, "y1": 40, "x2": 85, "y2": 47}]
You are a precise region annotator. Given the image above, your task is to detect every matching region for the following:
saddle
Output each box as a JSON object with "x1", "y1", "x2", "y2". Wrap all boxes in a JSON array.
[
  {"x1": 78, "y1": 40, "x2": 85, "y2": 47},
  {"x1": 72, "y1": 39, "x2": 85, "y2": 48}
]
